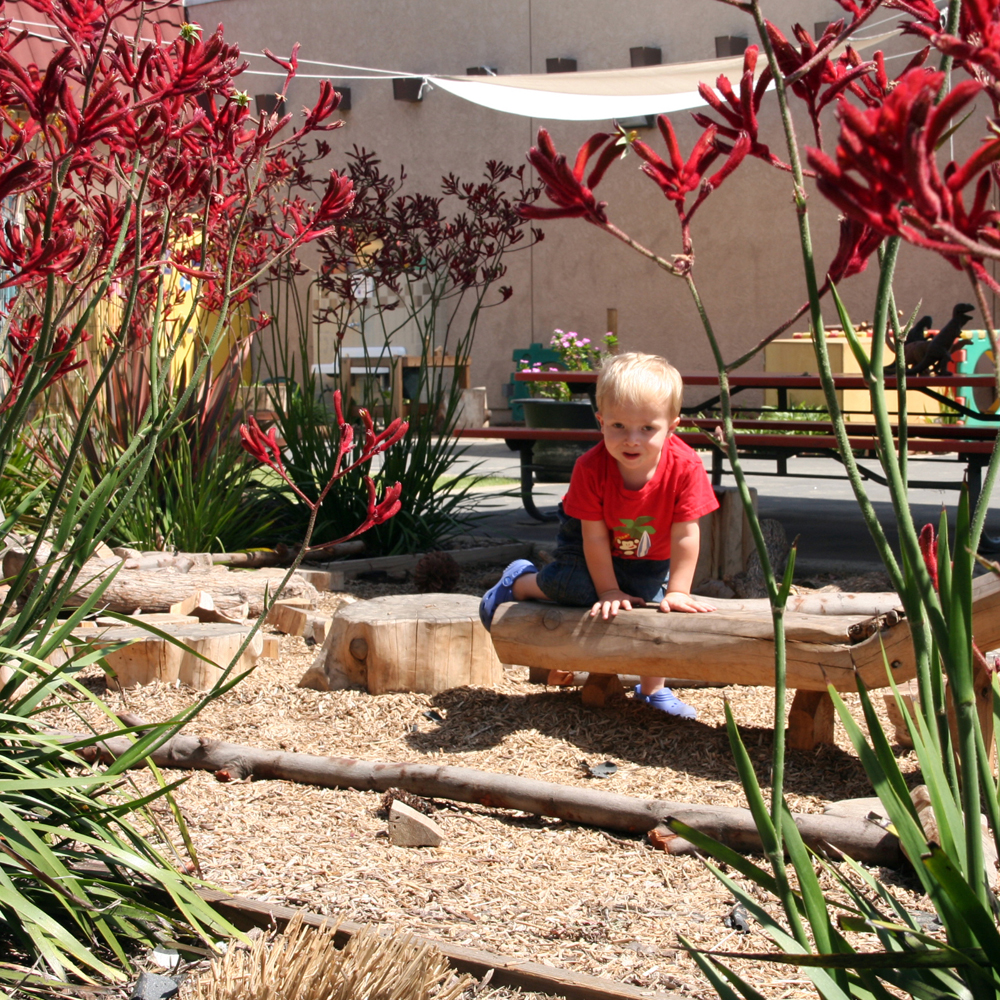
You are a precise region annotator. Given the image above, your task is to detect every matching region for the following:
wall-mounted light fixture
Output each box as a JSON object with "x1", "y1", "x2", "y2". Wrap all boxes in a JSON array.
[
  {"x1": 815, "y1": 20, "x2": 831, "y2": 36},
  {"x1": 255, "y1": 93, "x2": 286, "y2": 117},
  {"x1": 617, "y1": 114, "x2": 656, "y2": 130},
  {"x1": 392, "y1": 78, "x2": 424, "y2": 102},
  {"x1": 629, "y1": 46, "x2": 662, "y2": 67},
  {"x1": 466, "y1": 66, "x2": 497, "y2": 76},
  {"x1": 335, "y1": 87, "x2": 351, "y2": 111},
  {"x1": 715, "y1": 36, "x2": 748, "y2": 57},
  {"x1": 546, "y1": 57, "x2": 577, "y2": 73}
]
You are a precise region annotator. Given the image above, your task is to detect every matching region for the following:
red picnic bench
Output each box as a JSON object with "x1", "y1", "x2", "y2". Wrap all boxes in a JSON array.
[{"x1": 454, "y1": 372, "x2": 1000, "y2": 523}]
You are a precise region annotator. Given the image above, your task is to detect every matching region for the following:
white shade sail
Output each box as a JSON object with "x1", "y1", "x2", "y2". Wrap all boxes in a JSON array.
[
  {"x1": 427, "y1": 31, "x2": 899, "y2": 121},
  {"x1": 429, "y1": 56, "x2": 746, "y2": 120}
]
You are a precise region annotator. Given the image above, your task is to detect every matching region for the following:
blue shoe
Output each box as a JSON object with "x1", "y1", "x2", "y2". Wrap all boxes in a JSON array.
[
  {"x1": 479, "y1": 559, "x2": 537, "y2": 631},
  {"x1": 634, "y1": 684, "x2": 697, "y2": 720}
]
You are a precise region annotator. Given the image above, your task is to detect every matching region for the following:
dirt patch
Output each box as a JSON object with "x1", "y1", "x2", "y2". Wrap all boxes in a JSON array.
[{"x1": 42, "y1": 564, "x2": 931, "y2": 1000}]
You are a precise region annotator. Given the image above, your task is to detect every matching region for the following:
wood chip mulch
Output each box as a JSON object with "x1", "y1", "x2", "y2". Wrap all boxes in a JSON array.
[{"x1": 41, "y1": 563, "x2": 933, "y2": 1000}]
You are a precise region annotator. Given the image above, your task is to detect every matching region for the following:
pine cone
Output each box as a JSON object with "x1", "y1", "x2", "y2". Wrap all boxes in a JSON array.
[
  {"x1": 380, "y1": 787, "x2": 436, "y2": 817},
  {"x1": 413, "y1": 550, "x2": 461, "y2": 593}
]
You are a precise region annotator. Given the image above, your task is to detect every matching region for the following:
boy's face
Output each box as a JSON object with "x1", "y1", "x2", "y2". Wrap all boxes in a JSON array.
[{"x1": 597, "y1": 400, "x2": 680, "y2": 481}]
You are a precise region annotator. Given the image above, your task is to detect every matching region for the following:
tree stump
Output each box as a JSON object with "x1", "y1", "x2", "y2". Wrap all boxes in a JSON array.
[
  {"x1": 74, "y1": 622, "x2": 262, "y2": 690},
  {"x1": 300, "y1": 594, "x2": 502, "y2": 694},
  {"x1": 54, "y1": 565, "x2": 318, "y2": 617}
]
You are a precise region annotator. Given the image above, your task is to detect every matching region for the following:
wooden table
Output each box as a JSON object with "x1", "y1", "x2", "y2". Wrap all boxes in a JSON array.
[
  {"x1": 316, "y1": 352, "x2": 471, "y2": 421},
  {"x1": 514, "y1": 369, "x2": 998, "y2": 419}
]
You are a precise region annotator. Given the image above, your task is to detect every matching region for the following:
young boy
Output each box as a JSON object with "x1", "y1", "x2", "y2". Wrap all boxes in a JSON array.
[{"x1": 479, "y1": 352, "x2": 718, "y2": 718}]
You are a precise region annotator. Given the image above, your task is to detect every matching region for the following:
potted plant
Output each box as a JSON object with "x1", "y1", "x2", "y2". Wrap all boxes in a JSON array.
[{"x1": 520, "y1": 329, "x2": 616, "y2": 430}]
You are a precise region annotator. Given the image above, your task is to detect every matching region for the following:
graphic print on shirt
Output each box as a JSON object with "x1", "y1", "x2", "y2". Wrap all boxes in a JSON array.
[{"x1": 614, "y1": 516, "x2": 656, "y2": 558}]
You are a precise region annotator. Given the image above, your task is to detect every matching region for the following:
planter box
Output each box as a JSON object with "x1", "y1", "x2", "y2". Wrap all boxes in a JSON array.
[{"x1": 521, "y1": 398, "x2": 598, "y2": 429}]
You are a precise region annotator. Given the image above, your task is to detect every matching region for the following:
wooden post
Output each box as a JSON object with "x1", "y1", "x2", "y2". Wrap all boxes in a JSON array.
[
  {"x1": 390, "y1": 355, "x2": 404, "y2": 421},
  {"x1": 787, "y1": 689, "x2": 836, "y2": 751},
  {"x1": 338, "y1": 354, "x2": 353, "y2": 411},
  {"x1": 885, "y1": 669, "x2": 996, "y2": 768},
  {"x1": 606, "y1": 307, "x2": 618, "y2": 337},
  {"x1": 580, "y1": 672, "x2": 625, "y2": 707}
]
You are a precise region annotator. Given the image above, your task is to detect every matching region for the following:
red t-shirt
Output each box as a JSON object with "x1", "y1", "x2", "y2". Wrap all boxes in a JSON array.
[{"x1": 562, "y1": 436, "x2": 719, "y2": 560}]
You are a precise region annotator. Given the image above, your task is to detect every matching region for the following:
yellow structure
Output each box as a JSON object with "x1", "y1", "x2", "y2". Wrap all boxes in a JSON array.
[{"x1": 763, "y1": 333, "x2": 946, "y2": 423}]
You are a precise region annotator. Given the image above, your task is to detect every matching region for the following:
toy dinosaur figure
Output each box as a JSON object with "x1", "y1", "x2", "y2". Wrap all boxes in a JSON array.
[
  {"x1": 883, "y1": 315, "x2": 931, "y2": 374},
  {"x1": 885, "y1": 304, "x2": 975, "y2": 376}
]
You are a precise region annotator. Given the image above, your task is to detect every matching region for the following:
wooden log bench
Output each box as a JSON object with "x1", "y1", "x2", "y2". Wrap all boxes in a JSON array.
[{"x1": 486, "y1": 571, "x2": 1000, "y2": 751}]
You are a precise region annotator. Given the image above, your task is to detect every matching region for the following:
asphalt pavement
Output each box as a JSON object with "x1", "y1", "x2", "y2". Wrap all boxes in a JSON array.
[{"x1": 453, "y1": 439, "x2": 1000, "y2": 576}]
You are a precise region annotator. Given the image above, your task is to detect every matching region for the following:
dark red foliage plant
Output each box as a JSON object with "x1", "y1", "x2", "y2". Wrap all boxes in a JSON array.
[
  {"x1": 0, "y1": 0, "x2": 407, "y2": 617},
  {"x1": 251, "y1": 145, "x2": 541, "y2": 554}
]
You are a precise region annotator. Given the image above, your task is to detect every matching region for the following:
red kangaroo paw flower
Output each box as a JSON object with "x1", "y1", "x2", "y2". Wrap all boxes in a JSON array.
[
  {"x1": 0, "y1": 161, "x2": 43, "y2": 203},
  {"x1": 827, "y1": 217, "x2": 884, "y2": 281},
  {"x1": 833, "y1": 0, "x2": 879, "y2": 15},
  {"x1": 520, "y1": 128, "x2": 615, "y2": 225},
  {"x1": 919, "y1": 523, "x2": 939, "y2": 591},
  {"x1": 633, "y1": 119, "x2": 720, "y2": 206},
  {"x1": 264, "y1": 41, "x2": 299, "y2": 97},
  {"x1": 294, "y1": 80, "x2": 346, "y2": 136},
  {"x1": 809, "y1": 68, "x2": 1000, "y2": 266},
  {"x1": 694, "y1": 46, "x2": 784, "y2": 168},
  {"x1": 372, "y1": 480, "x2": 403, "y2": 524},
  {"x1": 315, "y1": 171, "x2": 355, "y2": 223},
  {"x1": 239, "y1": 416, "x2": 286, "y2": 475},
  {"x1": 886, "y1": 0, "x2": 942, "y2": 30}
]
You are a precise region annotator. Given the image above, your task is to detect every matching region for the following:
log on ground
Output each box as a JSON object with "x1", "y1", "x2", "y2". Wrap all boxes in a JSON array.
[
  {"x1": 58, "y1": 566, "x2": 318, "y2": 617},
  {"x1": 77, "y1": 731, "x2": 904, "y2": 866}
]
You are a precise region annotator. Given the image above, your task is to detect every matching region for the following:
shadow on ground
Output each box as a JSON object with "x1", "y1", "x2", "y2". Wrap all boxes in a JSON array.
[{"x1": 404, "y1": 685, "x2": 904, "y2": 802}]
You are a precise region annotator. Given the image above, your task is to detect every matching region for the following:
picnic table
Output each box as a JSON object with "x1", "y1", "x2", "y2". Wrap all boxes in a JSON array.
[{"x1": 454, "y1": 371, "x2": 1000, "y2": 522}]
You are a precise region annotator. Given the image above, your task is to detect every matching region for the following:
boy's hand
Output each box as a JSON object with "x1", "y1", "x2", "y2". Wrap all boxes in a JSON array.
[
  {"x1": 591, "y1": 589, "x2": 646, "y2": 620},
  {"x1": 659, "y1": 591, "x2": 716, "y2": 614}
]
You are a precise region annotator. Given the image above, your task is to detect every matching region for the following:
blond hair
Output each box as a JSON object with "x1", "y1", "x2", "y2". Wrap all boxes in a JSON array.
[{"x1": 595, "y1": 352, "x2": 683, "y2": 419}]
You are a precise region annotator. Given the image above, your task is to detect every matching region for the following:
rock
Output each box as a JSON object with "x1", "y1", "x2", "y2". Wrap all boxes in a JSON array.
[
  {"x1": 693, "y1": 578, "x2": 735, "y2": 600},
  {"x1": 130, "y1": 972, "x2": 180, "y2": 1000},
  {"x1": 388, "y1": 800, "x2": 445, "y2": 847},
  {"x1": 823, "y1": 797, "x2": 885, "y2": 821},
  {"x1": 730, "y1": 518, "x2": 789, "y2": 599},
  {"x1": 830, "y1": 788, "x2": 999, "y2": 887},
  {"x1": 911, "y1": 785, "x2": 998, "y2": 880}
]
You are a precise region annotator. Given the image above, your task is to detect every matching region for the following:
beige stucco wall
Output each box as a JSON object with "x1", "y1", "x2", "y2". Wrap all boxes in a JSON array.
[{"x1": 188, "y1": 0, "x2": 992, "y2": 413}]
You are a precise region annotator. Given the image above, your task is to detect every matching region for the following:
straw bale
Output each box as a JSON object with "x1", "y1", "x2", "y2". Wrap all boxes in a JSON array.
[{"x1": 40, "y1": 564, "x2": 935, "y2": 1000}]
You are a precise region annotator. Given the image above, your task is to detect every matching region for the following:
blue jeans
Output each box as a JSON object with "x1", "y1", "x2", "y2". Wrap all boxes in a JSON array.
[{"x1": 535, "y1": 505, "x2": 670, "y2": 606}]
